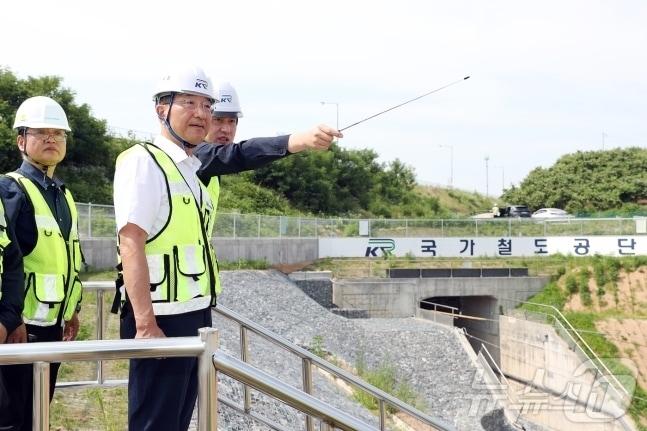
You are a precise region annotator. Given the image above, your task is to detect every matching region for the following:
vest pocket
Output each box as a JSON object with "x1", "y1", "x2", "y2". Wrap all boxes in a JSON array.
[
  {"x1": 63, "y1": 275, "x2": 83, "y2": 321},
  {"x1": 147, "y1": 253, "x2": 170, "y2": 302},
  {"x1": 28, "y1": 272, "x2": 65, "y2": 304},
  {"x1": 71, "y1": 239, "x2": 82, "y2": 272},
  {"x1": 174, "y1": 245, "x2": 207, "y2": 277},
  {"x1": 173, "y1": 245, "x2": 208, "y2": 301}
]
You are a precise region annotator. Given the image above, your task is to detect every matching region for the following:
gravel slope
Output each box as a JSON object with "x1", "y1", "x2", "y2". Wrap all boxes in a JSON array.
[{"x1": 189, "y1": 270, "x2": 538, "y2": 430}]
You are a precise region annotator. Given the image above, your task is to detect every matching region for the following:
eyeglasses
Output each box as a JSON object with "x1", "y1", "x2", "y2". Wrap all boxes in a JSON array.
[
  {"x1": 25, "y1": 131, "x2": 67, "y2": 143},
  {"x1": 174, "y1": 98, "x2": 213, "y2": 113}
]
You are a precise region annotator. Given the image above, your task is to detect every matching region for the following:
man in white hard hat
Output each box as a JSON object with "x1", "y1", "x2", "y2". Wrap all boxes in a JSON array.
[
  {"x1": 199, "y1": 80, "x2": 337, "y2": 212},
  {"x1": 0, "y1": 96, "x2": 83, "y2": 431},
  {"x1": 205, "y1": 81, "x2": 241, "y2": 145},
  {"x1": 113, "y1": 66, "x2": 341, "y2": 431}
]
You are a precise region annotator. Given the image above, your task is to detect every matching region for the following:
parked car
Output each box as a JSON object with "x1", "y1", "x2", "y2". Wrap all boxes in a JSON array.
[
  {"x1": 498, "y1": 205, "x2": 532, "y2": 217},
  {"x1": 531, "y1": 208, "x2": 573, "y2": 219}
]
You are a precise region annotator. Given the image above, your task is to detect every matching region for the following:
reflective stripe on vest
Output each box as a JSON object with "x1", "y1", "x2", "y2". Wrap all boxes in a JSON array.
[
  {"x1": 6, "y1": 172, "x2": 82, "y2": 326},
  {"x1": 0, "y1": 199, "x2": 11, "y2": 300},
  {"x1": 205, "y1": 177, "x2": 219, "y2": 238},
  {"x1": 116, "y1": 143, "x2": 220, "y2": 315}
]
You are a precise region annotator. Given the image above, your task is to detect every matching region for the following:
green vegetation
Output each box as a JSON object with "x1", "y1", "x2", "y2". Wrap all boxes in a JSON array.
[
  {"x1": 309, "y1": 335, "x2": 327, "y2": 358},
  {"x1": 417, "y1": 185, "x2": 493, "y2": 216},
  {"x1": 353, "y1": 353, "x2": 424, "y2": 413},
  {"x1": 0, "y1": 67, "x2": 136, "y2": 204},
  {"x1": 1, "y1": 67, "x2": 495, "y2": 219},
  {"x1": 502, "y1": 147, "x2": 647, "y2": 214},
  {"x1": 252, "y1": 145, "x2": 460, "y2": 218},
  {"x1": 217, "y1": 258, "x2": 270, "y2": 270}
]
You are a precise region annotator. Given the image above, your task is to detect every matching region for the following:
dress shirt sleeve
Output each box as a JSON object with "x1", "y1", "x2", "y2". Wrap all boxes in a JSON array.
[
  {"x1": 0, "y1": 221, "x2": 24, "y2": 333},
  {"x1": 195, "y1": 135, "x2": 290, "y2": 185},
  {"x1": 113, "y1": 148, "x2": 165, "y2": 235}
]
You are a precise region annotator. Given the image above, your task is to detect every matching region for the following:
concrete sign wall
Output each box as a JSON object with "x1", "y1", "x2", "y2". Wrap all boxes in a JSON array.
[{"x1": 319, "y1": 236, "x2": 647, "y2": 258}]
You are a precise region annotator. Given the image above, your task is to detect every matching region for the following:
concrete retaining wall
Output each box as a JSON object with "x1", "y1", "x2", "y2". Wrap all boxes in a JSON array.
[
  {"x1": 500, "y1": 315, "x2": 634, "y2": 431},
  {"x1": 80, "y1": 237, "x2": 319, "y2": 269},
  {"x1": 332, "y1": 277, "x2": 548, "y2": 318}
]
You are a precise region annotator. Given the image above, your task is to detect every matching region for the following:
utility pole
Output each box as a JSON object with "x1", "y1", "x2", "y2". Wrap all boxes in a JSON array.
[
  {"x1": 485, "y1": 156, "x2": 490, "y2": 197},
  {"x1": 602, "y1": 131, "x2": 607, "y2": 150}
]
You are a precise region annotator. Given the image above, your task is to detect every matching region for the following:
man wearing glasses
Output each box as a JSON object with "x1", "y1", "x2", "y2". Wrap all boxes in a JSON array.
[
  {"x1": 0, "y1": 96, "x2": 83, "y2": 431},
  {"x1": 113, "y1": 66, "x2": 340, "y2": 430}
]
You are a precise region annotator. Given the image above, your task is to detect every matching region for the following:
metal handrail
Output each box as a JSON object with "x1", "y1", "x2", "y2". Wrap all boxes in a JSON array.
[
  {"x1": 476, "y1": 343, "x2": 523, "y2": 429},
  {"x1": 214, "y1": 352, "x2": 376, "y2": 431},
  {"x1": 214, "y1": 304, "x2": 454, "y2": 431},
  {"x1": 0, "y1": 329, "x2": 218, "y2": 431},
  {"x1": 82, "y1": 281, "x2": 454, "y2": 431},
  {"x1": 419, "y1": 299, "x2": 461, "y2": 314},
  {"x1": 0, "y1": 330, "x2": 387, "y2": 431}
]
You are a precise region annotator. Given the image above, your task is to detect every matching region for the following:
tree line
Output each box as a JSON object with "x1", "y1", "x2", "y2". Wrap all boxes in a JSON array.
[
  {"x1": 0, "y1": 68, "x2": 445, "y2": 217},
  {"x1": 501, "y1": 148, "x2": 647, "y2": 215}
]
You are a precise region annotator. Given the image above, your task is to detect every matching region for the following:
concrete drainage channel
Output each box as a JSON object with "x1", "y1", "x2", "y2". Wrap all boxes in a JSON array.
[{"x1": 205, "y1": 270, "x2": 544, "y2": 430}]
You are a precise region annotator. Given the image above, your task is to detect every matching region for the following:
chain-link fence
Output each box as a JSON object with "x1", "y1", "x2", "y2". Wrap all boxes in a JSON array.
[{"x1": 76, "y1": 203, "x2": 647, "y2": 239}]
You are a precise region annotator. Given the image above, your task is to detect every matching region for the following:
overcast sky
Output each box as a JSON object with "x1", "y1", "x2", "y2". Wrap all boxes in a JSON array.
[{"x1": 2, "y1": 0, "x2": 646, "y2": 196}]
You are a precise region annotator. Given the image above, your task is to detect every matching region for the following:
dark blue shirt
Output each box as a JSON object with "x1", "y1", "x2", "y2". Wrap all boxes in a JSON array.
[
  {"x1": 194, "y1": 135, "x2": 289, "y2": 185},
  {"x1": 0, "y1": 213, "x2": 24, "y2": 334},
  {"x1": 0, "y1": 161, "x2": 73, "y2": 257}
]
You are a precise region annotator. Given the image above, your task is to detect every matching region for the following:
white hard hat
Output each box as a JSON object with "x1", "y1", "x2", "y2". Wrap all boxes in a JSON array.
[
  {"x1": 153, "y1": 66, "x2": 215, "y2": 102},
  {"x1": 13, "y1": 96, "x2": 71, "y2": 131},
  {"x1": 211, "y1": 81, "x2": 243, "y2": 118}
]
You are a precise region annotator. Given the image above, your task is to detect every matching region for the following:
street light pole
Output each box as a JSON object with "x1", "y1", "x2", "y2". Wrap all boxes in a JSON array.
[
  {"x1": 320, "y1": 101, "x2": 339, "y2": 130},
  {"x1": 438, "y1": 145, "x2": 454, "y2": 188}
]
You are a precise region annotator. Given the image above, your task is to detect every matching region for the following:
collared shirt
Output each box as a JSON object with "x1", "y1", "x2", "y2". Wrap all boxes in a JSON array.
[
  {"x1": 114, "y1": 136, "x2": 212, "y2": 316},
  {"x1": 193, "y1": 135, "x2": 289, "y2": 186},
  {"x1": 0, "y1": 161, "x2": 72, "y2": 256},
  {"x1": 114, "y1": 135, "x2": 205, "y2": 237},
  {"x1": 0, "y1": 214, "x2": 24, "y2": 334}
]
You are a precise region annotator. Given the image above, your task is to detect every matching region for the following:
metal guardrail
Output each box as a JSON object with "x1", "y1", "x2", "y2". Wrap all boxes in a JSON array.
[
  {"x1": 75, "y1": 202, "x2": 646, "y2": 239},
  {"x1": 0, "y1": 329, "x2": 383, "y2": 431},
  {"x1": 0, "y1": 329, "x2": 217, "y2": 431},
  {"x1": 214, "y1": 304, "x2": 454, "y2": 431},
  {"x1": 77, "y1": 281, "x2": 454, "y2": 430},
  {"x1": 476, "y1": 343, "x2": 523, "y2": 429}
]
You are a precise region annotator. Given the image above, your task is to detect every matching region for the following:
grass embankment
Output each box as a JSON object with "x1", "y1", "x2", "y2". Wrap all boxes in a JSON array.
[
  {"x1": 415, "y1": 185, "x2": 493, "y2": 217},
  {"x1": 520, "y1": 256, "x2": 647, "y2": 430},
  {"x1": 306, "y1": 255, "x2": 570, "y2": 279}
]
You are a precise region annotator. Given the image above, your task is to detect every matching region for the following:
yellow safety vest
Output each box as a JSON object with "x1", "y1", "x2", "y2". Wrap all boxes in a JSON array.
[
  {"x1": 6, "y1": 172, "x2": 82, "y2": 326},
  {"x1": 0, "y1": 199, "x2": 11, "y2": 300},
  {"x1": 116, "y1": 143, "x2": 220, "y2": 314}
]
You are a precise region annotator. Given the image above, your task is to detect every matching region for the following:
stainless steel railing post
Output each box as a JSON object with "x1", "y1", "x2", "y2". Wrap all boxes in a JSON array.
[
  {"x1": 240, "y1": 325, "x2": 252, "y2": 412},
  {"x1": 198, "y1": 328, "x2": 219, "y2": 431},
  {"x1": 303, "y1": 357, "x2": 314, "y2": 431},
  {"x1": 97, "y1": 289, "x2": 104, "y2": 384},
  {"x1": 33, "y1": 361, "x2": 50, "y2": 431},
  {"x1": 378, "y1": 398, "x2": 386, "y2": 430}
]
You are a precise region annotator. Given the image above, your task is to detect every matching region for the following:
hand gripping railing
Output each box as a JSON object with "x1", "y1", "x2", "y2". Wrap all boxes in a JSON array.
[
  {"x1": 0, "y1": 329, "x2": 218, "y2": 431},
  {"x1": 0, "y1": 329, "x2": 386, "y2": 431}
]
